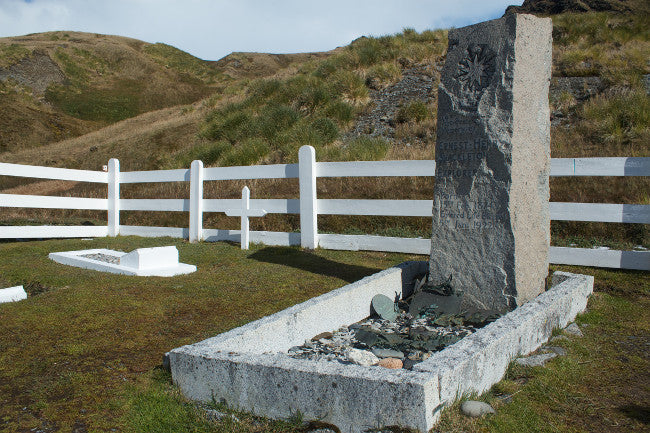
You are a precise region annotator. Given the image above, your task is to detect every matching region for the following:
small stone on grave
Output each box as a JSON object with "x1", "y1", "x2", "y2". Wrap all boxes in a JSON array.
[
  {"x1": 377, "y1": 358, "x2": 403, "y2": 369},
  {"x1": 346, "y1": 348, "x2": 379, "y2": 366},
  {"x1": 371, "y1": 348, "x2": 405, "y2": 360},
  {"x1": 371, "y1": 294, "x2": 399, "y2": 321}
]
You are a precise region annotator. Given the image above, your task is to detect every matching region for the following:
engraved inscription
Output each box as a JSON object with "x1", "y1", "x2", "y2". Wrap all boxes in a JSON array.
[
  {"x1": 436, "y1": 138, "x2": 488, "y2": 179},
  {"x1": 438, "y1": 194, "x2": 507, "y2": 230}
]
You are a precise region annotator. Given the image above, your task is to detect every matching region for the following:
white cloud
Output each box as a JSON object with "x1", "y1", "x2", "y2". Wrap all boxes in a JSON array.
[{"x1": 0, "y1": 0, "x2": 521, "y2": 60}]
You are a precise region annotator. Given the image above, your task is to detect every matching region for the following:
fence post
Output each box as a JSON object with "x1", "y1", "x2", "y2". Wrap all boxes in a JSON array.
[
  {"x1": 107, "y1": 158, "x2": 120, "y2": 237},
  {"x1": 299, "y1": 145, "x2": 318, "y2": 249},
  {"x1": 189, "y1": 160, "x2": 204, "y2": 242}
]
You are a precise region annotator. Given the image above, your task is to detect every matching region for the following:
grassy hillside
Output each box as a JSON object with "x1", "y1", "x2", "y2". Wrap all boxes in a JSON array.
[{"x1": 1, "y1": 10, "x2": 648, "y2": 248}]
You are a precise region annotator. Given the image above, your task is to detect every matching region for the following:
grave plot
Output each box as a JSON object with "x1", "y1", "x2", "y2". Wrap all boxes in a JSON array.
[
  {"x1": 169, "y1": 262, "x2": 593, "y2": 433},
  {"x1": 169, "y1": 14, "x2": 594, "y2": 433},
  {"x1": 49, "y1": 246, "x2": 196, "y2": 277}
]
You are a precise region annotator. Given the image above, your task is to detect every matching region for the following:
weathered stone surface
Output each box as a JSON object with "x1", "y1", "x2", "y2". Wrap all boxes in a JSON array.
[
  {"x1": 429, "y1": 13, "x2": 552, "y2": 312},
  {"x1": 461, "y1": 400, "x2": 495, "y2": 417}
]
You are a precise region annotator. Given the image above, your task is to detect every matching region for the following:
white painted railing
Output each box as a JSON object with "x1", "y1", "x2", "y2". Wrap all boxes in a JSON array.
[{"x1": 0, "y1": 149, "x2": 648, "y2": 270}]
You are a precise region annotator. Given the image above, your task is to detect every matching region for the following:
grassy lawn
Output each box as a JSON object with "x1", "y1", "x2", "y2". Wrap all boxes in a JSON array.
[{"x1": 0, "y1": 237, "x2": 648, "y2": 432}]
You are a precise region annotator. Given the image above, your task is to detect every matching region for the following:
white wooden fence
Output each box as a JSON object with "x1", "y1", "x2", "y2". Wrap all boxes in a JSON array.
[{"x1": 1, "y1": 146, "x2": 648, "y2": 271}]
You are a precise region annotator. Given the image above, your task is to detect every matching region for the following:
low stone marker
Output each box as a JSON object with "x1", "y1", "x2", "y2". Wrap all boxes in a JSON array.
[
  {"x1": 49, "y1": 246, "x2": 196, "y2": 277},
  {"x1": 429, "y1": 13, "x2": 553, "y2": 312},
  {"x1": 0, "y1": 285, "x2": 27, "y2": 303}
]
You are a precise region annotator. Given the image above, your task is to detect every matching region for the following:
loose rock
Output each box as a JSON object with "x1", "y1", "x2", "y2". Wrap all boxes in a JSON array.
[
  {"x1": 515, "y1": 352, "x2": 557, "y2": 367},
  {"x1": 346, "y1": 348, "x2": 379, "y2": 366},
  {"x1": 460, "y1": 401, "x2": 495, "y2": 418},
  {"x1": 378, "y1": 358, "x2": 403, "y2": 369},
  {"x1": 543, "y1": 346, "x2": 567, "y2": 356},
  {"x1": 564, "y1": 322, "x2": 584, "y2": 337},
  {"x1": 371, "y1": 348, "x2": 405, "y2": 359}
]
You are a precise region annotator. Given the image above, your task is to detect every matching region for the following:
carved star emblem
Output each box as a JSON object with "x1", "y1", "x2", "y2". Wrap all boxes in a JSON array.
[{"x1": 456, "y1": 44, "x2": 495, "y2": 95}]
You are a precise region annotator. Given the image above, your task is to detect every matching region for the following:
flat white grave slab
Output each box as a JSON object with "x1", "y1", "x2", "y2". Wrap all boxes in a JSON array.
[
  {"x1": 49, "y1": 246, "x2": 196, "y2": 277},
  {"x1": 0, "y1": 286, "x2": 27, "y2": 303}
]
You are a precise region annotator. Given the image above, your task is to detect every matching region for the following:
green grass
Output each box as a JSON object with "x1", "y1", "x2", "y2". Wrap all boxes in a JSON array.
[
  {"x1": 0, "y1": 237, "x2": 418, "y2": 432},
  {"x1": 143, "y1": 43, "x2": 221, "y2": 83},
  {"x1": 45, "y1": 79, "x2": 143, "y2": 122},
  {"x1": 0, "y1": 43, "x2": 32, "y2": 68},
  {"x1": 435, "y1": 265, "x2": 649, "y2": 433},
  {"x1": 0, "y1": 238, "x2": 647, "y2": 432},
  {"x1": 395, "y1": 100, "x2": 430, "y2": 124},
  {"x1": 191, "y1": 28, "x2": 448, "y2": 167}
]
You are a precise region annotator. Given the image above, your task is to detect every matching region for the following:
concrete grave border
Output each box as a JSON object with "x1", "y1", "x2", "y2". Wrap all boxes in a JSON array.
[
  {"x1": 0, "y1": 285, "x2": 27, "y2": 303},
  {"x1": 48, "y1": 247, "x2": 196, "y2": 277},
  {"x1": 169, "y1": 262, "x2": 593, "y2": 432}
]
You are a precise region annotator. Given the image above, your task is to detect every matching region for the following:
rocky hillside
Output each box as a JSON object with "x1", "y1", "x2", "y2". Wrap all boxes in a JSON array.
[
  {"x1": 506, "y1": 0, "x2": 636, "y2": 14},
  {"x1": 0, "y1": 3, "x2": 647, "y2": 247},
  {"x1": 0, "y1": 32, "x2": 331, "y2": 155}
]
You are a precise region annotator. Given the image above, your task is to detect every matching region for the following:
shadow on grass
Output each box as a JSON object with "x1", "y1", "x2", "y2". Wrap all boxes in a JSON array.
[
  {"x1": 619, "y1": 405, "x2": 650, "y2": 425},
  {"x1": 248, "y1": 247, "x2": 381, "y2": 283}
]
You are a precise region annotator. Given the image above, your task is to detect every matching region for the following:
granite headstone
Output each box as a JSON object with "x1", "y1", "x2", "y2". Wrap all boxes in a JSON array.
[{"x1": 429, "y1": 14, "x2": 552, "y2": 312}]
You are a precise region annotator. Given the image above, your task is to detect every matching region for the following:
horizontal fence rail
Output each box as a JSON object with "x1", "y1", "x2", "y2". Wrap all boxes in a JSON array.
[
  {"x1": 119, "y1": 168, "x2": 190, "y2": 184},
  {"x1": 1, "y1": 151, "x2": 648, "y2": 270},
  {"x1": 0, "y1": 162, "x2": 108, "y2": 183},
  {"x1": 0, "y1": 194, "x2": 107, "y2": 210}
]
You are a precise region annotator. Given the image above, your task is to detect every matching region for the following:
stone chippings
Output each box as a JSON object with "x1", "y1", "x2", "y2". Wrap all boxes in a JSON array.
[
  {"x1": 79, "y1": 253, "x2": 120, "y2": 264},
  {"x1": 287, "y1": 316, "x2": 477, "y2": 369}
]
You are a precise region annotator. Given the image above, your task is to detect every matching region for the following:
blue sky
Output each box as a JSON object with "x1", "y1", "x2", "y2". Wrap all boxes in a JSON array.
[{"x1": 0, "y1": 0, "x2": 522, "y2": 60}]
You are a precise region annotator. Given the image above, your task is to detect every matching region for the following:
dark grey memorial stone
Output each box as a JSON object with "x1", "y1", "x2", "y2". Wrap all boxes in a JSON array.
[{"x1": 429, "y1": 14, "x2": 552, "y2": 312}]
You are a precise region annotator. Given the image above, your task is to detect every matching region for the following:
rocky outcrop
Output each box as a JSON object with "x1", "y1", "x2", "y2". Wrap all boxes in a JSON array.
[
  {"x1": 0, "y1": 51, "x2": 65, "y2": 94},
  {"x1": 347, "y1": 64, "x2": 439, "y2": 143},
  {"x1": 505, "y1": 0, "x2": 633, "y2": 15}
]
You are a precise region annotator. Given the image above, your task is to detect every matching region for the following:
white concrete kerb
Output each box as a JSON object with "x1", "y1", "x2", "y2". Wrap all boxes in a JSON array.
[
  {"x1": 169, "y1": 264, "x2": 593, "y2": 432},
  {"x1": 0, "y1": 286, "x2": 27, "y2": 303}
]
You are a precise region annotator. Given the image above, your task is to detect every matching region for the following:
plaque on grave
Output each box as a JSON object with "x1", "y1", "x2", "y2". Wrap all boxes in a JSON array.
[{"x1": 429, "y1": 14, "x2": 552, "y2": 312}]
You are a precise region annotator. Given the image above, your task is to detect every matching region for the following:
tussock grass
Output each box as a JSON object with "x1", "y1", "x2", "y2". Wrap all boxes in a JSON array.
[{"x1": 2, "y1": 15, "x2": 649, "y2": 249}]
